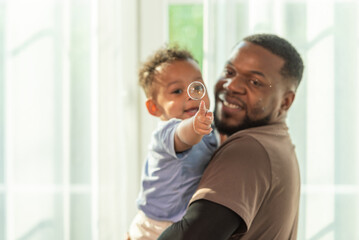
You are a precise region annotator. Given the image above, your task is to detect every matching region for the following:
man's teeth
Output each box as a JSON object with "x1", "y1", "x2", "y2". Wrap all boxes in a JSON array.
[{"x1": 223, "y1": 100, "x2": 239, "y2": 109}]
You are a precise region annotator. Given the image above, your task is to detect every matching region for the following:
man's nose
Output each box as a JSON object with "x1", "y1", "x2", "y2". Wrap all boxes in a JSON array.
[{"x1": 223, "y1": 77, "x2": 246, "y2": 94}]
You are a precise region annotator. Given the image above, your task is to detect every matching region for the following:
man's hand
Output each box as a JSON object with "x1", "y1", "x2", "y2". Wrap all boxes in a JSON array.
[{"x1": 193, "y1": 100, "x2": 213, "y2": 135}]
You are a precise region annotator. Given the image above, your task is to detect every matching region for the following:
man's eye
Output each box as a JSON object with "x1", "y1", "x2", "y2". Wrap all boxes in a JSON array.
[
  {"x1": 172, "y1": 89, "x2": 183, "y2": 94},
  {"x1": 250, "y1": 79, "x2": 262, "y2": 87},
  {"x1": 223, "y1": 68, "x2": 235, "y2": 78}
]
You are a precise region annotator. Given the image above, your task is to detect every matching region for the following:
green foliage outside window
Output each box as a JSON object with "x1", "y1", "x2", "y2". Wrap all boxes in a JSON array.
[{"x1": 169, "y1": 4, "x2": 203, "y2": 70}]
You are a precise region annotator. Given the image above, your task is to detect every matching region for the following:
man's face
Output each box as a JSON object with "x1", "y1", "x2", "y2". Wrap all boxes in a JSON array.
[{"x1": 214, "y1": 41, "x2": 288, "y2": 136}]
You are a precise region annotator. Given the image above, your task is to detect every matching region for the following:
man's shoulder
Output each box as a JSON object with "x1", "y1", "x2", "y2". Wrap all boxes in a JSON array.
[
  {"x1": 233, "y1": 122, "x2": 288, "y2": 137},
  {"x1": 223, "y1": 123, "x2": 289, "y2": 147},
  {"x1": 213, "y1": 123, "x2": 290, "y2": 165},
  {"x1": 214, "y1": 133, "x2": 268, "y2": 165}
]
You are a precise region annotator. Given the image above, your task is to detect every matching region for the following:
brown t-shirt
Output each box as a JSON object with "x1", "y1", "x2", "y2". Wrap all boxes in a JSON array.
[{"x1": 190, "y1": 122, "x2": 300, "y2": 240}]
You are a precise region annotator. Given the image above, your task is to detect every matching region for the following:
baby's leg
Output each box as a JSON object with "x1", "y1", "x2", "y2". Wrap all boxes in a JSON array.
[{"x1": 128, "y1": 211, "x2": 172, "y2": 240}]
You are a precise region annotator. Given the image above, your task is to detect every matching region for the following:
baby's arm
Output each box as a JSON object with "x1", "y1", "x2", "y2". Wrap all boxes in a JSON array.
[{"x1": 174, "y1": 101, "x2": 213, "y2": 152}]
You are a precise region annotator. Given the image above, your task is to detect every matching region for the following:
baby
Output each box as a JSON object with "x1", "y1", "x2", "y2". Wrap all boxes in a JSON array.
[{"x1": 127, "y1": 45, "x2": 219, "y2": 240}]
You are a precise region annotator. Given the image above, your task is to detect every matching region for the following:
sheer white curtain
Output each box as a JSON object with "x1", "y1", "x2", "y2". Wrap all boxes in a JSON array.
[
  {"x1": 204, "y1": 0, "x2": 359, "y2": 239},
  {"x1": 97, "y1": 0, "x2": 141, "y2": 239},
  {"x1": 0, "y1": 0, "x2": 140, "y2": 239}
]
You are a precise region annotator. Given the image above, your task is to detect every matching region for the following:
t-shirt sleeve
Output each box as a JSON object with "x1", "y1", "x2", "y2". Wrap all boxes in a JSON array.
[
  {"x1": 153, "y1": 118, "x2": 190, "y2": 160},
  {"x1": 189, "y1": 135, "x2": 271, "y2": 230}
]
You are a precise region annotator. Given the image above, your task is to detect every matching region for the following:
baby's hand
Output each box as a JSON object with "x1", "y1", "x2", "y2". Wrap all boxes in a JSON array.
[{"x1": 193, "y1": 100, "x2": 213, "y2": 135}]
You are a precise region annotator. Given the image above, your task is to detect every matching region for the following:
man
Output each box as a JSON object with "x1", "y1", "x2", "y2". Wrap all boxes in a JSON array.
[{"x1": 157, "y1": 33, "x2": 304, "y2": 240}]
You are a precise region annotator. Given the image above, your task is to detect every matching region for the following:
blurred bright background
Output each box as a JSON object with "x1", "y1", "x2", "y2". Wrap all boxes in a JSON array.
[{"x1": 0, "y1": 0, "x2": 358, "y2": 239}]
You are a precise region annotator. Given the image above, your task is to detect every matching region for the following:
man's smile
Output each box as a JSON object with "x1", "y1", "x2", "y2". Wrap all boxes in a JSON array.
[
  {"x1": 223, "y1": 100, "x2": 240, "y2": 109},
  {"x1": 218, "y1": 92, "x2": 245, "y2": 111}
]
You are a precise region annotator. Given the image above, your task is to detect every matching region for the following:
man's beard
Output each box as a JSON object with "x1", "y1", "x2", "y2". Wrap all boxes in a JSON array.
[{"x1": 214, "y1": 107, "x2": 271, "y2": 136}]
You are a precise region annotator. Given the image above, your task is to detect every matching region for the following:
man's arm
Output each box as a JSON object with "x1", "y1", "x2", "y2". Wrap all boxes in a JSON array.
[
  {"x1": 157, "y1": 199, "x2": 246, "y2": 240},
  {"x1": 174, "y1": 101, "x2": 213, "y2": 152}
]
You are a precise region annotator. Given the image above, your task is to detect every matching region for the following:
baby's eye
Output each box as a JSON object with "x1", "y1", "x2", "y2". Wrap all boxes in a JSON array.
[{"x1": 172, "y1": 89, "x2": 183, "y2": 94}]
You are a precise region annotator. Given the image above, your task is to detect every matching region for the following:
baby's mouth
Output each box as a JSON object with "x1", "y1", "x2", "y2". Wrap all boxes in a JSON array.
[{"x1": 185, "y1": 107, "x2": 199, "y2": 115}]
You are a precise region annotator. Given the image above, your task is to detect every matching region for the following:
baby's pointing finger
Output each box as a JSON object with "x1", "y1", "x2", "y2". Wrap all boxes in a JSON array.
[
  {"x1": 197, "y1": 100, "x2": 207, "y2": 116},
  {"x1": 205, "y1": 111, "x2": 213, "y2": 121}
]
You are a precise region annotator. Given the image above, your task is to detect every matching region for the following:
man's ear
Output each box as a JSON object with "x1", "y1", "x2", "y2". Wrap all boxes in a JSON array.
[
  {"x1": 280, "y1": 91, "x2": 295, "y2": 112},
  {"x1": 146, "y1": 99, "x2": 161, "y2": 117}
]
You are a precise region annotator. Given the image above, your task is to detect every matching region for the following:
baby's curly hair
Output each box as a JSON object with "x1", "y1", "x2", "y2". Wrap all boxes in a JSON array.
[{"x1": 139, "y1": 44, "x2": 196, "y2": 97}]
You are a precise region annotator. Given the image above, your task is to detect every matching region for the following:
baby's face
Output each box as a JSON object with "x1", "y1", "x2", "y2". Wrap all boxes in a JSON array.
[{"x1": 153, "y1": 59, "x2": 210, "y2": 121}]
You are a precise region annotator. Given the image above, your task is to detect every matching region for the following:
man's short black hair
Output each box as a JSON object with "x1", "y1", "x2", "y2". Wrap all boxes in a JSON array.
[{"x1": 243, "y1": 33, "x2": 304, "y2": 89}]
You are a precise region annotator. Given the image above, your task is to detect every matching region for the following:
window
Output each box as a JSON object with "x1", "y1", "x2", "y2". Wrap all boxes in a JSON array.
[
  {"x1": 1, "y1": 0, "x2": 358, "y2": 239},
  {"x1": 169, "y1": 4, "x2": 203, "y2": 69},
  {"x1": 1, "y1": 1, "x2": 96, "y2": 239},
  {"x1": 1, "y1": 0, "x2": 140, "y2": 239}
]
